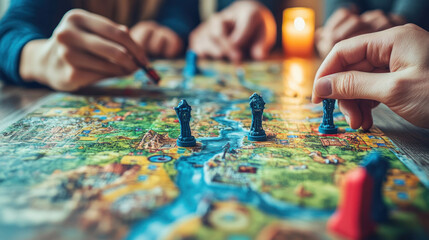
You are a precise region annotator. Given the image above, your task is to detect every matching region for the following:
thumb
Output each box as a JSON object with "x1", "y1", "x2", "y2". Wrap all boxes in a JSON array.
[{"x1": 312, "y1": 71, "x2": 395, "y2": 103}]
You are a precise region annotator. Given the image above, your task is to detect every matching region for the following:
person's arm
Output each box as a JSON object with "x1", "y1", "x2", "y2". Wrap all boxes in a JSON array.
[
  {"x1": 391, "y1": 0, "x2": 429, "y2": 30},
  {"x1": 156, "y1": 0, "x2": 200, "y2": 47},
  {"x1": 0, "y1": 0, "x2": 72, "y2": 86}
]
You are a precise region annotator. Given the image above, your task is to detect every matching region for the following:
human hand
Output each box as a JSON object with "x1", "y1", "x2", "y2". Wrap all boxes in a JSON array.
[
  {"x1": 316, "y1": 8, "x2": 407, "y2": 58},
  {"x1": 130, "y1": 21, "x2": 183, "y2": 58},
  {"x1": 20, "y1": 9, "x2": 148, "y2": 91},
  {"x1": 312, "y1": 24, "x2": 429, "y2": 129},
  {"x1": 189, "y1": 1, "x2": 276, "y2": 63}
]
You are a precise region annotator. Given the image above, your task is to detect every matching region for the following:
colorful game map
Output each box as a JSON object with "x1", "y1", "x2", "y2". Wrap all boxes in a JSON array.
[{"x1": 0, "y1": 59, "x2": 428, "y2": 240}]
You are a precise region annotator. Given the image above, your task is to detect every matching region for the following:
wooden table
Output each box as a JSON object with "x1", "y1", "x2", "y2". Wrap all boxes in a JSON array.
[{"x1": 1, "y1": 59, "x2": 428, "y2": 176}]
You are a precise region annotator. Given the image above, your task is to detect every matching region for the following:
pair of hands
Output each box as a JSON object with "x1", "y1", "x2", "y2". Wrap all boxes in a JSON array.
[
  {"x1": 316, "y1": 7, "x2": 406, "y2": 57},
  {"x1": 312, "y1": 24, "x2": 429, "y2": 129},
  {"x1": 20, "y1": 1, "x2": 275, "y2": 91},
  {"x1": 20, "y1": 9, "x2": 182, "y2": 91},
  {"x1": 190, "y1": 1, "x2": 276, "y2": 63}
]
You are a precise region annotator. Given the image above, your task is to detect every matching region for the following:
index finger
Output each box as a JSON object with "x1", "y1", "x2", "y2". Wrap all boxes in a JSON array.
[
  {"x1": 315, "y1": 29, "x2": 395, "y2": 80},
  {"x1": 313, "y1": 28, "x2": 397, "y2": 103},
  {"x1": 72, "y1": 10, "x2": 148, "y2": 65}
]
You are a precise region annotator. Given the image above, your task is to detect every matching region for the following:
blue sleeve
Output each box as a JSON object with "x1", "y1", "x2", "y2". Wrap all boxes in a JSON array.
[
  {"x1": 392, "y1": 0, "x2": 429, "y2": 30},
  {"x1": 0, "y1": 0, "x2": 72, "y2": 86},
  {"x1": 156, "y1": 0, "x2": 200, "y2": 47}
]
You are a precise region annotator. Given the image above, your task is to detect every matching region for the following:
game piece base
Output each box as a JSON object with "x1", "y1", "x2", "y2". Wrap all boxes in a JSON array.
[
  {"x1": 319, "y1": 125, "x2": 338, "y2": 134},
  {"x1": 183, "y1": 68, "x2": 200, "y2": 78},
  {"x1": 248, "y1": 134, "x2": 267, "y2": 141},
  {"x1": 177, "y1": 138, "x2": 197, "y2": 147}
]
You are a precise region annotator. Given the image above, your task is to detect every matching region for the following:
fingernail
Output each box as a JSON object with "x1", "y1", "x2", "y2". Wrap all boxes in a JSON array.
[
  {"x1": 119, "y1": 25, "x2": 129, "y2": 32},
  {"x1": 316, "y1": 77, "x2": 332, "y2": 97}
]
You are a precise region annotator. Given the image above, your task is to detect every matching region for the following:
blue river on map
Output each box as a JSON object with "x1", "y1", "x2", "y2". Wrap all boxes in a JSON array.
[{"x1": 127, "y1": 89, "x2": 333, "y2": 240}]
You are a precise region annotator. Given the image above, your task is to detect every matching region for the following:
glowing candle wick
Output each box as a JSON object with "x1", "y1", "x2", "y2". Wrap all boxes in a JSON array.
[{"x1": 294, "y1": 17, "x2": 306, "y2": 31}]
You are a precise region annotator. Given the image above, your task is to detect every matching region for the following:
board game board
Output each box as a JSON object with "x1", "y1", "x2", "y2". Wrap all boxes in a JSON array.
[{"x1": 0, "y1": 59, "x2": 428, "y2": 240}]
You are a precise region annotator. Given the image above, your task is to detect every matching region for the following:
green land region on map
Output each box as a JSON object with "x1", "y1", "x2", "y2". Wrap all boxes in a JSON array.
[{"x1": 0, "y1": 60, "x2": 428, "y2": 240}]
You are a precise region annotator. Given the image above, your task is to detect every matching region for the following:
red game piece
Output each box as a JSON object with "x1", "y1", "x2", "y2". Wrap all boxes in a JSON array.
[{"x1": 327, "y1": 167, "x2": 376, "y2": 240}]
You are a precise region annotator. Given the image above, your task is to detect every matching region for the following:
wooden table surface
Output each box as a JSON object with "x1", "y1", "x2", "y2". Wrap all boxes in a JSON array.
[{"x1": 0, "y1": 59, "x2": 428, "y2": 176}]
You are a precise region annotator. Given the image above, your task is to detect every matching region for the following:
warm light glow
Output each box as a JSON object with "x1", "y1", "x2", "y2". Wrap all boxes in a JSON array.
[
  {"x1": 282, "y1": 8, "x2": 315, "y2": 57},
  {"x1": 294, "y1": 17, "x2": 306, "y2": 31},
  {"x1": 281, "y1": 58, "x2": 316, "y2": 104}
]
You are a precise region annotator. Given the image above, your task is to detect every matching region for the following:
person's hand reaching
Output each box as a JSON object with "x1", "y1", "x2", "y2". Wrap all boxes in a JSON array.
[
  {"x1": 189, "y1": 1, "x2": 276, "y2": 63},
  {"x1": 316, "y1": 8, "x2": 406, "y2": 57},
  {"x1": 20, "y1": 9, "x2": 148, "y2": 91},
  {"x1": 313, "y1": 24, "x2": 429, "y2": 129},
  {"x1": 130, "y1": 21, "x2": 183, "y2": 58}
]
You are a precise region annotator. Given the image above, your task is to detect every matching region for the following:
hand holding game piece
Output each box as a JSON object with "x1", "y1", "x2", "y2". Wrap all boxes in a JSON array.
[
  {"x1": 312, "y1": 24, "x2": 429, "y2": 129},
  {"x1": 130, "y1": 21, "x2": 183, "y2": 58},
  {"x1": 316, "y1": 7, "x2": 404, "y2": 57},
  {"x1": 19, "y1": 9, "x2": 149, "y2": 91},
  {"x1": 189, "y1": 1, "x2": 276, "y2": 63}
]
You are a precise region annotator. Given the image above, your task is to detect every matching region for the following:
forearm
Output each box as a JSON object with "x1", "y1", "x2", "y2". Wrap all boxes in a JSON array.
[
  {"x1": 0, "y1": 25, "x2": 45, "y2": 85},
  {"x1": 0, "y1": 0, "x2": 71, "y2": 86}
]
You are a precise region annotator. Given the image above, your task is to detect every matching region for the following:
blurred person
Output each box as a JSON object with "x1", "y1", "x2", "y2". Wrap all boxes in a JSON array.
[
  {"x1": 0, "y1": 0, "x2": 186, "y2": 91},
  {"x1": 316, "y1": 0, "x2": 429, "y2": 57}
]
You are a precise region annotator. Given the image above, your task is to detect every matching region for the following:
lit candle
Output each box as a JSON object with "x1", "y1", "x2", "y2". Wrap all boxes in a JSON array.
[{"x1": 282, "y1": 8, "x2": 315, "y2": 58}]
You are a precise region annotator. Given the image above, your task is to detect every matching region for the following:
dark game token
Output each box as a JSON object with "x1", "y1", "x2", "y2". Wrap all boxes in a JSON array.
[
  {"x1": 362, "y1": 151, "x2": 390, "y2": 223},
  {"x1": 319, "y1": 99, "x2": 338, "y2": 134},
  {"x1": 248, "y1": 93, "x2": 267, "y2": 141},
  {"x1": 175, "y1": 99, "x2": 197, "y2": 147}
]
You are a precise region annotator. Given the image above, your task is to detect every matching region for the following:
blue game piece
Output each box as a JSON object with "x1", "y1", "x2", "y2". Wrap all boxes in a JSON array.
[
  {"x1": 361, "y1": 151, "x2": 390, "y2": 223},
  {"x1": 248, "y1": 93, "x2": 267, "y2": 141},
  {"x1": 175, "y1": 99, "x2": 197, "y2": 147},
  {"x1": 183, "y1": 50, "x2": 200, "y2": 77},
  {"x1": 319, "y1": 99, "x2": 338, "y2": 134}
]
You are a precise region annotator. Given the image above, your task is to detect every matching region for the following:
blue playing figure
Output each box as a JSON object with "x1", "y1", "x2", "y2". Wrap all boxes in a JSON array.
[
  {"x1": 319, "y1": 99, "x2": 338, "y2": 134},
  {"x1": 248, "y1": 93, "x2": 267, "y2": 141},
  {"x1": 361, "y1": 151, "x2": 390, "y2": 223},
  {"x1": 183, "y1": 50, "x2": 200, "y2": 77},
  {"x1": 175, "y1": 99, "x2": 196, "y2": 147}
]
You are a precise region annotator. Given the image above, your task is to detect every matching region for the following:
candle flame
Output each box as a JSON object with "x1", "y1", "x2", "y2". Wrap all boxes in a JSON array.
[{"x1": 294, "y1": 17, "x2": 306, "y2": 31}]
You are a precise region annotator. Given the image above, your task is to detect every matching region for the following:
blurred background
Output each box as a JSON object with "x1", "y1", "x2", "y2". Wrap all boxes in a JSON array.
[{"x1": 0, "y1": 0, "x2": 326, "y2": 26}]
